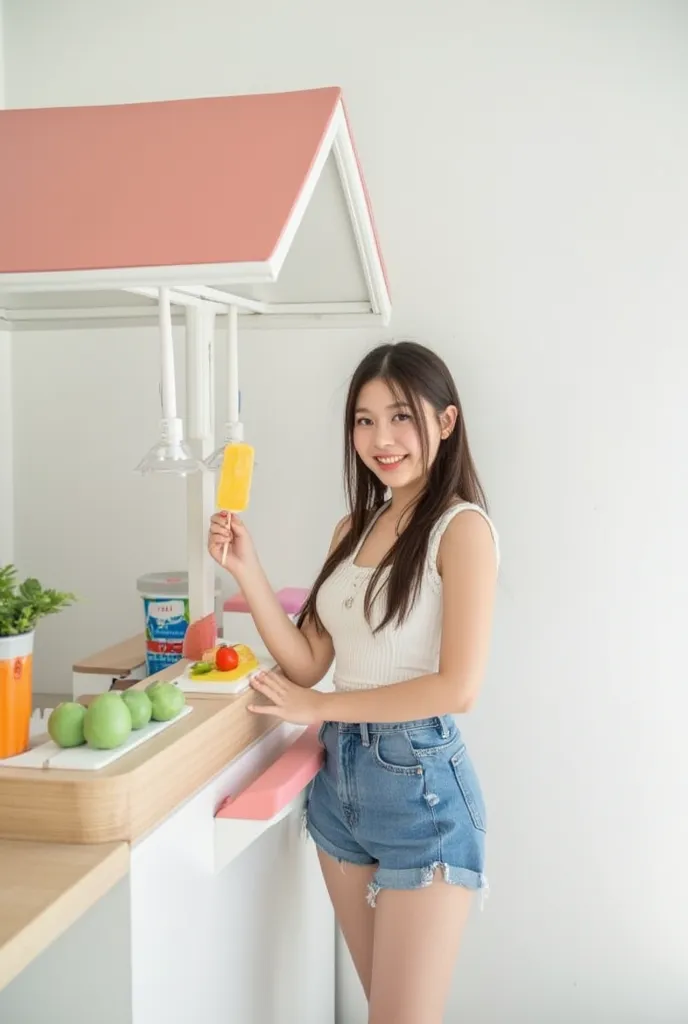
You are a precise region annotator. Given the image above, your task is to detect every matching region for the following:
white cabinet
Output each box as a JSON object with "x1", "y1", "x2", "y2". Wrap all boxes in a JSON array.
[{"x1": 0, "y1": 724, "x2": 335, "y2": 1024}]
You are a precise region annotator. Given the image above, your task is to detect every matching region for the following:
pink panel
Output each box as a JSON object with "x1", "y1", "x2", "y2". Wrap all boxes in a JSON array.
[
  {"x1": 0, "y1": 88, "x2": 341, "y2": 274},
  {"x1": 223, "y1": 586, "x2": 308, "y2": 615},
  {"x1": 182, "y1": 612, "x2": 217, "y2": 661},
  {"x1": 216, "y1": 725, "x2": 324, "y2": 821},
  {"x1": 275, "y1": 587, "x2": 310, "y2": 615}
]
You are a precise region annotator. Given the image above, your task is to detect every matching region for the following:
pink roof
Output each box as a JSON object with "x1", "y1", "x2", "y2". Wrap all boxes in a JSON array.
[{"x1": 0, "y1": 88, "x2": 342, "y2": 275}]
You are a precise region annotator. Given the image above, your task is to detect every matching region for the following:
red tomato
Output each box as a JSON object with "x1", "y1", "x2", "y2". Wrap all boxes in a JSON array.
[{"x1": 215, "y1": 645, "x2": 239, "y2": 672}]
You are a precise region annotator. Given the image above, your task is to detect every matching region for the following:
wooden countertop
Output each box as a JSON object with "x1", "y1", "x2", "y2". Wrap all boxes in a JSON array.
[
  {"x1": 0, "y1": 640, "x2": 278, "y2": 991},
  {"x1": 0, "y1": 839, "x2": 129, "y2": 990},
  {"x1": 72, "y1": 633, "x2": 146, "y2": 675},
  {"x1": 0, "y1": 660, "x2": 278, "y2": 845}
]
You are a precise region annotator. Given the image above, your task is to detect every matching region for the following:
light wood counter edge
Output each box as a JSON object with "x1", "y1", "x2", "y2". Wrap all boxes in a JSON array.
[
  {"x1": 72, "y1": 633, "x2": 146, "y2": 675},
  {"x1": 0, "y1": 653, "x2": 280, "y2": 989},
  {"x1": 0, "y1": 660, "x2": 279, "y2": 844},
  {"x1": 0, "y1": 839, "x2": 129, "y2": 992}
]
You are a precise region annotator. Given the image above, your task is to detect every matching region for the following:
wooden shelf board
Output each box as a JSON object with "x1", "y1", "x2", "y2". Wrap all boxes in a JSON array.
[{"x1": 0, "y1": 839, "x2": 129, "y2": 990}]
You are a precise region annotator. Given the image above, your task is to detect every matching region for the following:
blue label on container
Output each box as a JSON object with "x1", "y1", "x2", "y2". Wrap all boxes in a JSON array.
[
  {"x1": 146, "y1": 650, "x2": 184, "y2": 676},
  {"x1": 143, "y1": 597, "x2": 189, "y2": 677}
]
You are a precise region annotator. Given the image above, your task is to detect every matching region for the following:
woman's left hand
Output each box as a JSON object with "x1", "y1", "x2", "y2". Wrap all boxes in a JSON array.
[{"x1": 248, "y1": 670, "x2": 325, "y2": 726}]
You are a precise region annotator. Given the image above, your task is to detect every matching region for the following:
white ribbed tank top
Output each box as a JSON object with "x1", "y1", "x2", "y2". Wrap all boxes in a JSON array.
[{"x1": 316, "y1": 501, "x2": 500, "y2": 693}]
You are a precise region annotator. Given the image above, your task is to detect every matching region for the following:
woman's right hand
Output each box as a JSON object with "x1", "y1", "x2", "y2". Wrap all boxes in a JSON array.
[{"x1": 208, "y1": 512, "x2": 259, "y2": 580}]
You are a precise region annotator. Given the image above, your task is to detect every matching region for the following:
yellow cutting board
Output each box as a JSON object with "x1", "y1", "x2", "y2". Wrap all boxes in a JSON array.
[
  {"x1": 173, "y1": 644, "x2": 269, "y2": 694},
  {"x1": 191, "y1": 644, "x2": 260, "y2": 682}
]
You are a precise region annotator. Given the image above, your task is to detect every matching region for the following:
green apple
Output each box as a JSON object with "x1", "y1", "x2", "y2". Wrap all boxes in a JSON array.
[
  {"x1": 48, "y1": 702, "x2": 86, "y2": 748},
  {"x1": 146, "y1": 681, "x2": 186, "y2": 722},
  {"x1": 83, "y1": 692, "x2": 132, "y2": 749},
  {"x1": 121, "y1": 690, "x2": 153, "y2": 729}
]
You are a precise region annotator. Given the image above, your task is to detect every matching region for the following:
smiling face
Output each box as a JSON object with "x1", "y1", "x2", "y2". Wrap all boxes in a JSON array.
[{"x1": 352, "y1": 378, "x2": 456, "y2": 493}]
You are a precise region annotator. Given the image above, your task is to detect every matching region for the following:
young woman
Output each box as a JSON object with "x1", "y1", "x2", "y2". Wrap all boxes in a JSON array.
[{"x1": 207, "y1": 340, "x2": 499, "y2": 1024}]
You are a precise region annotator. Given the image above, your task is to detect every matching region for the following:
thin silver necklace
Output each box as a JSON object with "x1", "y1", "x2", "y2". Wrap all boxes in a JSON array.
[
  {"x1": 342, "y1": 499, "x2": 405, "y2": 611},
  {"x1": 343, "y1": 566, "x2": 370, "y2": 610}
]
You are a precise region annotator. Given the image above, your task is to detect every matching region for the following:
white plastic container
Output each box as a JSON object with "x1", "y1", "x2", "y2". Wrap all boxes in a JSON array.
[{"x1": 137, "y1": 572, "x2": 220, "y2": 677}]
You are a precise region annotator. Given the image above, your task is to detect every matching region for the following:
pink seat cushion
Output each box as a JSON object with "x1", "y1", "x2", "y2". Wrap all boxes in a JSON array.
[
  {"x1": 223, "y1": 586, "x2": 309, "y2": 616},
  {"x1": 275, "y1": 587, "x2": 310, "y2": 615}
]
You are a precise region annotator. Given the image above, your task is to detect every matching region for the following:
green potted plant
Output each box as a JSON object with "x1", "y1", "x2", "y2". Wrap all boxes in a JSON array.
[{"x1": 0, "y1": 564, "x2": 76, "y2": 759}]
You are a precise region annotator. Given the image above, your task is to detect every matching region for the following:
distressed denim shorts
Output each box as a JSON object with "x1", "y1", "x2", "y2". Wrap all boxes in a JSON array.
[{"x1": 305, "y1": 715, "x2": 488, "y2": 906}]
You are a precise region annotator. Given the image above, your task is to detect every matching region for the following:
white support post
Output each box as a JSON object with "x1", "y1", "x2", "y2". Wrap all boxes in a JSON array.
[
  {"x1": 226, "y1": 304, "x2": 241, "y2": 434},
  {"x1": 185, "y1": 305, "x2": 217, "y2": 622}
]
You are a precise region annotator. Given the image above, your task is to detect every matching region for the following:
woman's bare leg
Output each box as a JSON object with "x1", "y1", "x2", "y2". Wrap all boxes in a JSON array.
[
  {"x1": 368, "y1": 871, "x2": 472, "y2": 1024},
  {"x1": 317, "y1": 849, "x2": 377, "y2": 999}
]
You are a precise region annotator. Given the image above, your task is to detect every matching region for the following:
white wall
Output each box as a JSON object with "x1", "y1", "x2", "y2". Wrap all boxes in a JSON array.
[
  {"x1": 4, "y1": 1, "x2": 688, "y2": 1021},
  {"x1": 0, "y1": 0, "x2": 12, "y2": 568}
]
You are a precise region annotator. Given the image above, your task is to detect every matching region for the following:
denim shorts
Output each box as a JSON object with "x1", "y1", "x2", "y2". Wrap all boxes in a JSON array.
[{"x1": 305, "y1": 715, "x2": 488, "y2": 906}]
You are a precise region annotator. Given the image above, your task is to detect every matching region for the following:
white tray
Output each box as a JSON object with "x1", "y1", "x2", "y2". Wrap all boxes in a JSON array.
[{"x1": 0, "y1": 705, "x2": 194, "y2": 771}]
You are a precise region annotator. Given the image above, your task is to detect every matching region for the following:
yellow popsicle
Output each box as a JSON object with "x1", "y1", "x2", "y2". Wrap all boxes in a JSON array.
[
  {"x1": 216, "y1": 442, "x2": 254, "y2": 512},
  {"x1": 216, "y1": 442, "x2": 254, "y2": 565}
]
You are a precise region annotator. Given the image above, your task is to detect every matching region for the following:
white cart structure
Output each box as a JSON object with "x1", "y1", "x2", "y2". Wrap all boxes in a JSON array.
[{"x1": 0, "y1": 86, "x2": 390, "y2": 1023}]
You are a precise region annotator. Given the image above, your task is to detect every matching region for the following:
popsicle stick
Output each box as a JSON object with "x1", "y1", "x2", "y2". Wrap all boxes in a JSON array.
[{"x1": 221, "y1": 511, "x2": 233, "y2": 566}]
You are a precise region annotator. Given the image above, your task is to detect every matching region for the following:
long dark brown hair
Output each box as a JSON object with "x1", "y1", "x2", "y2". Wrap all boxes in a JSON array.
[{"x1": 298, "y1": 341, "x2": 487, "y2": 634}]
